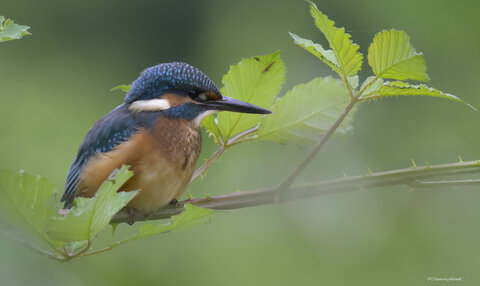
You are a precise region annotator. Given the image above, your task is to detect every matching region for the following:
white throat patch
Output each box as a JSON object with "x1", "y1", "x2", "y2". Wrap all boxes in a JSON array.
[
  {"x1": 128, "y1": 99, "x2": 171, "y2": 112},
  {"x1": 194, "y1": 110, "x2": 218, "y2": 126}
]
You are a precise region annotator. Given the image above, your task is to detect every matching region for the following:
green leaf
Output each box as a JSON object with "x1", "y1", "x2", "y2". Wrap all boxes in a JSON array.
[
  {"x1": 215, "y1": 52, "x2": 286, "y2": 140},
  {"x1": 65, "y1": 240, "x2": 88, "y2": 255},
  {"x1": 111, "y1": 85, "x2": 131, "y2": 93},
  {"x1": 111, "y1": 204, "x2": 215, "y2": 246},
  {"x1": 289, "y1": 32, "x2": 340, "y2": 74},
  {"x1": 360, "y1": 81, "x2": 477, "y2": 110},
  {"x1": 0, "y1": 169, "x2": 61, "y2": 246},
  {"x1": 359, "y1": 76, "x2": 384, "y2": 97},
  {"x1": 347, "y1": 75, "x2": 359, "y2": 90},
  {"x1": 0, "y1": 17, "x2": 31, "y2": 42},
  {"x1": 47, "y1": 166, "x2": 138, "y2": 242},
  {"x1": 201, "y1": 115, "x2": 222, "y2": 144},
  {"x1": 308, "y1": 2, "x2": 363, "y2": 77},
  {"x1": 257, "y1": 77, "x2": 354, "y2": 145},
  {"x1": 367, "y1": 29, "x2": 429, "y2": 81}
]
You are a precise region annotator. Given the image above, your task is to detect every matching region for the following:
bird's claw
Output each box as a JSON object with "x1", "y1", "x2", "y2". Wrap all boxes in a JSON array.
[{"x1": 127, "y1": 208, "x2": 137, "y2": 225}]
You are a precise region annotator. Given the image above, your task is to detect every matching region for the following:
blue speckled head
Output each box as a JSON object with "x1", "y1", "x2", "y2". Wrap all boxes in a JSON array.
[{"x1": 125, "y1": 62, "x2": 221, "y2": 104}]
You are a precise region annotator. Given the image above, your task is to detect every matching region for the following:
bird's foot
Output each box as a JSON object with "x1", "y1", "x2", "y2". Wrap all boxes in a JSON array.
[
  {"x1": 127, "y1": 208, "x2": 137, "y2": 225},
  {"x1": 169, "y1": 199, "x2": 179, "y2": 207},
  {"x1": 58, "y1": 209, "x2": 71, "y2": 215}
]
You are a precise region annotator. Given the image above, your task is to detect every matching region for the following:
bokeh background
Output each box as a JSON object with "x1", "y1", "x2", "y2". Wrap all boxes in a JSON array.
[{"x1": 1, "y1": 0, "x2": 479, "y2": 285}]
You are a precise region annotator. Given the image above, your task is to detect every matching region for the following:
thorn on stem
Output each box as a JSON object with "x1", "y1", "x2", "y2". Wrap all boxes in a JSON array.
[
  {"x1": 410, "y1": 159, "x2": 417, "y2": 168},
  {"x1": 366, "y1": 167, "x2": 373, "y2": 174},
  {"x1": 111, "y1": 223, "x2": 118, "y2": 236}
]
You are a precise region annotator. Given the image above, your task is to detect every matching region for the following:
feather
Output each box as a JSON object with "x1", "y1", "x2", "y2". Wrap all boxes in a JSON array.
[{"x1": 61, "y1": 104, "x2": 139, "y2": 208}]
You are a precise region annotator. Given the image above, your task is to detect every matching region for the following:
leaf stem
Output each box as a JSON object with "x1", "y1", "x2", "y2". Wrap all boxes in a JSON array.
[
  {"x1": 358, "y1": 94, "x2": 380, "y2": 101},
  {"x1": 80, "y1": 246, "x2": 114, "y2": 257},
  {"x1": 227, "y1": 126, "x2": 259, "y2": 145},
  {"x1": 342, "y1": 75, "x2": 356, "y2": 100},
  {"x1": 357, "y1": 76, "x2": 379, "y2": 99}
]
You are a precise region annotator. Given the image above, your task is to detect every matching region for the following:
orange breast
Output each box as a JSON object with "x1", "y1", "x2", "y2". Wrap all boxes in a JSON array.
[{"x1": 76, "y1": 117, "x2": 201, "y2": 213}]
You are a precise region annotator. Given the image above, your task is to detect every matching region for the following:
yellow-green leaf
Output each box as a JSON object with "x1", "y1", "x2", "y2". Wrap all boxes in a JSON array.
[
  {"x1": 47, "y1": 166, "x2": 138, "y2": 242},
  {"x1": 201, "y1": 115, "x2": 222, "y2": 145},
  {"x1": 360, "y1": 81, "x2": 477, "y2": 110},
  {"x1": 308, "y1": 2, "x2": 363, "y2": 77},
  {"x1": 111, "y1": 204, "x2": 215, "y2": 246},
  {"x1": 111, "y1": 85, "x2": 131, "y2": 93},
  {"x1": 257, "y1": 77, "x2": 354, "y2": 145},
  {"x1": 289, "y1": 32, "x2": 340, "y2": 74},
  {"x1": 368, "y1": 30, "x2": 429, "y2": 81},
  {"x1": 359, "y1": 76, "x2": 384, "y2": 97},
  {"x1": 214, "y1": 52, "x2": 285, "y2": 140}
]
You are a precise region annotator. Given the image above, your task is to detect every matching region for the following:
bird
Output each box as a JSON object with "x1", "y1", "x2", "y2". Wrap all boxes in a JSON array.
[{"x1": 60, "y1": 62, "x2": 271, "y2": 222}]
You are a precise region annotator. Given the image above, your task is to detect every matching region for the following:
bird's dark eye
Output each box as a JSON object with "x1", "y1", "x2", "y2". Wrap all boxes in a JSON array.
[
  {"x1": 188, "y1": 90, "x2": 209, "y2": 101},
  {"x1": 187, "y1": 90, "x2": 197, "y2": 98}
]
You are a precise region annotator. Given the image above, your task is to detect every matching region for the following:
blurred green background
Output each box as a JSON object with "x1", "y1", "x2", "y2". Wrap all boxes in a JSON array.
[{"x1": 1, "y1": 0, "x2": 479, "y2": 285}]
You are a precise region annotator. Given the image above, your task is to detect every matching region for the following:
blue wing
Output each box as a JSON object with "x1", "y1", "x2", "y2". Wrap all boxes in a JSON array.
[{"x1": 61, "y1": 104, "x2": 139, "y2": 208}]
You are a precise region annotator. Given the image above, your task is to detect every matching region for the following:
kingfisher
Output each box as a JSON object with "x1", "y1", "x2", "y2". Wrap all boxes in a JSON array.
[{"x1": 61, "y1": 62, "x2": 270, "y2": 221}]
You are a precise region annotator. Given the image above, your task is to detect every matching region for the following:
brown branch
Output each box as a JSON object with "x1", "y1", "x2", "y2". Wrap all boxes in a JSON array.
[{"x1": 111, "y1": 160, "x2": 480, "y2": 223}]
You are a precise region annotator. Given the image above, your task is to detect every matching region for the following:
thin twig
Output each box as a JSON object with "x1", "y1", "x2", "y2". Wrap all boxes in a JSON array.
[
  {"x1": 190, "y1": 126, "x2": 259, "y2": 184},
  {"x1": 342, "y1": 75, "x2": 356, "y2": 100},
  {"x1": 68, "y1": 239, "x2": 91, "y2": 259},
  {"x1": 408, "y1": 179, "x2": 480, "y2": 188},
  {"x1": 190, "y1": 146, "x2": 225, "y2": 183},
  {"x1": 111, "y1": 160, "x2": 480, "y2": 223},
  {"x1": 358, "y1": 94, "x2": 381, "y2": 101},
  {"x1": 276, "y1": 76, "x2": 381, "y2": 191},
  {"x1": 357, "y1": 76, "x2": 379, "y2": 99},
  {"x1": 226, "y1": 136, "x2": 257, "y2": 147},
  {"x1": 227, "y1": 126, "x2": 259, "y2": 145},
  {"x1": 80, "y1": 246, "x2": 114, "y2": 257},
  {"x1": 277, "y1": 98, "x2": 358, "y2": 190}
]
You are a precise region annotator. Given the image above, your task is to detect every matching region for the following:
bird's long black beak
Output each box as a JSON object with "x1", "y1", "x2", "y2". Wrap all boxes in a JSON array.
[{"x1": 205, "y1": 96, "x2": 272, "y2": 114}]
